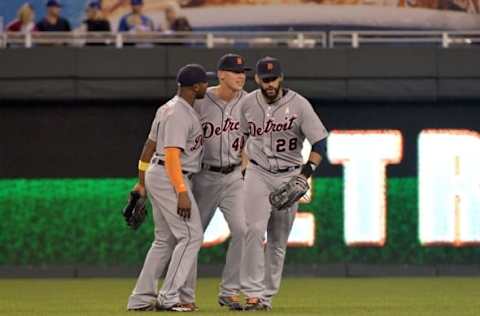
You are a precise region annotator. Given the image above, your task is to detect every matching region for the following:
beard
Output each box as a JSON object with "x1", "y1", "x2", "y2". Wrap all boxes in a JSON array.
[
  {"x1": 260, "y1": 84, "x2": 281, "y2": 103},
  {"x1": 196, "y1": 90, "x2": 207, "y2": 99}
]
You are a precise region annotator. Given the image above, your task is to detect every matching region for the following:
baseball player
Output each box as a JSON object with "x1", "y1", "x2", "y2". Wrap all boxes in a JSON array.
[
  {"x1": 126, "y1": 64, "x2": 209, "y2": 312},
  {"x1": 239, "y1": 57, "x2": 328, "y2": 311},
  {"x1": 179, "y1": 54, "x2": 250, "y2": 311}
]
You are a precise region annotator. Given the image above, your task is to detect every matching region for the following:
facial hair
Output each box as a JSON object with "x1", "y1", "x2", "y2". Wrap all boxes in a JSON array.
[
  {"x1": 196, "y1": 89, "x2": 207, "y2": 99},
  {"x1": 260, "y1": 84, "x2": 281, "y2": 104}
]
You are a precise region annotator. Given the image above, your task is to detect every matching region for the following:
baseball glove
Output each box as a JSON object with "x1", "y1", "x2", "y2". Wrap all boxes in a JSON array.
[
  {"x1": 122, "y1": 191, "x2": 147, "y2": 230},
  {"x1": 269, "y1": 175, "x2": 309, "y2": 210}
]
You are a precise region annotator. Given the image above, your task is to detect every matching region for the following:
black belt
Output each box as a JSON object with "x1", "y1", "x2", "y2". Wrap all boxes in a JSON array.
[
  {"x1": 250, "y1": 159, "x2": 300, "y2": 174},
  {"x1": 203, "y1": 163, "x2": 240, "y2": 174},
  {"x1": 156, "y1": 159, "x2": 192, "y2": 176}
]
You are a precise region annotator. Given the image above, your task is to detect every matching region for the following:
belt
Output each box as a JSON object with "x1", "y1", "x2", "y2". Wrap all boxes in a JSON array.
[
  {"x1": 155, "y1": 159, "x2": 192, "y2": 177},
  {"x1": 250, "y1": 159, "x2": 300, "y2": 174},
  {"x1": 202, "y1": 163, "x2": 240, "y2": 174}
]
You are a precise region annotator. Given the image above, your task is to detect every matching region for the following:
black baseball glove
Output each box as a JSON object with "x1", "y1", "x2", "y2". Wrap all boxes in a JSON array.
[
  {"x1": 269, "y1": 175, "x2": 309, "y2": 210},
  {"x1": 122, "y1": 191, "x2": 147, "y2": 230}
]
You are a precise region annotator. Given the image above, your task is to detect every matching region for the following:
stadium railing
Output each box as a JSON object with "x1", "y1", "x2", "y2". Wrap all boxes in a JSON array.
[
  {"x1": 329, "y1": 30, "x2": 480, "y2": 48},
  {"x1": 0, "y1": 31, "x2": 479, "y2": 48},
  {"x1": 0, "y1": 31, "x2": 327, "y2": 48}
]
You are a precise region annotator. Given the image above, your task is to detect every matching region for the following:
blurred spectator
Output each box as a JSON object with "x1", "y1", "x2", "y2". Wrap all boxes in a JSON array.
[
  {"x1": 118, "y1": 0, "x2": 155, "y2": 32},
  {"x1": 83, "y1": 1, "x2": 111, "y2": 32},
  {"x1": 179, "y1": 0, "x2": 206, "y2": 7},
  {"x1": 36, "y1": 0, "x2": 71, "y2": 32},
  {"x1": 165, "y1": 2, "x2": 192, "y2": 32},
  {"x1": 7, "y1": 2, "x2": 36, "y2": 33},
  {"x1": 438, "y1": 0, "x2": 479, "y2": 12}
]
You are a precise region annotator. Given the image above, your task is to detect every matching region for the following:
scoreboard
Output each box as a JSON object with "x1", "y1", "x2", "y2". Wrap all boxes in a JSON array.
[{"x1": 204, "y1": 129, "x2": 480, "y2": 248}]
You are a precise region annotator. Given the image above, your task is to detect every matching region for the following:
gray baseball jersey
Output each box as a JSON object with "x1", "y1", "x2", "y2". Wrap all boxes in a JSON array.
[
  {"x1": 148, "y1": 96, "x2": 204, "y2": 173},
  {"x1": 240, "y1": 88, "x2": 328, "y2": 308},
  {"x1": 128, "y1": 95, "x2": 204, "y2": 310},
  {"x1": 194, "y1": 87, "x2": 248, "y2": 167},
  {"x1": 240, "y1": 89, "x2": 328, "y2": 170}
]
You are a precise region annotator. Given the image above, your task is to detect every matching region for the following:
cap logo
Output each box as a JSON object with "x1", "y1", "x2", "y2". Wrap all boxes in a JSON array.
[
  {"x1": 236, "y1": 57, "x2": 242, "y2": 65},
  {"x1": 267, "y1": 63, "x2": 273, "y2": 71}
]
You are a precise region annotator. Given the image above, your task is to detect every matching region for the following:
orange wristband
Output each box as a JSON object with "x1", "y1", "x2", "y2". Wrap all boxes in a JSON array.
[{"x1": 164, "y1": 147, "x2": 187, "y2": 193}]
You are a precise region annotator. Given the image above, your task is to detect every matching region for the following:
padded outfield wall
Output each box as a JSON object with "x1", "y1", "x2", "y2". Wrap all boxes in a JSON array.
[
  {"x1": 1, "y1": 100, "x2": 479, "y2": 271},
  {"x1": 0, "y1": 47, "x2": 479, "y2": 273}
]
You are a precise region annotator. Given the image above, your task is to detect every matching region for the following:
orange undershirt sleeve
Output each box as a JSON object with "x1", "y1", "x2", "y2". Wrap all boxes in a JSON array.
[{"x1": 164, "y1": 147, "x2": 187, "y2": 193}]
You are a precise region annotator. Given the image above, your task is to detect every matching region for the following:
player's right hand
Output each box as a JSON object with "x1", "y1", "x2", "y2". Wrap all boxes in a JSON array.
[
  {"x1": 177, "y1": 191, "x2": 191, "y2": 219},
  {"x1": 132, "y1": 183, "x2": 146, "y2": 197}
]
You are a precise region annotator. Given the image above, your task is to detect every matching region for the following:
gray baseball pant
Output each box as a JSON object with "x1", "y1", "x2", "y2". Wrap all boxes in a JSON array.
[
  {"x1": 127, "y1": 166, "x2": 203, "y2": 309},
  {"x1": 180, "y1": 167, "x2": 246, "y2": 303},
  {"x1": 241, "y1": 163, "x2": 298, "y2": 308}
]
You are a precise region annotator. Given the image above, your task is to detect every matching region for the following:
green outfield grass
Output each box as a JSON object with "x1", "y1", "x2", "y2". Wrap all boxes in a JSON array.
[{"x1": 0, "y1": 278, "x2": 478, "y2": 316}]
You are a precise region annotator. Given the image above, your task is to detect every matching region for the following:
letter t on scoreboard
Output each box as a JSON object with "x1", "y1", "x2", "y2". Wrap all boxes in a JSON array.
[
  {"x1": 418, "y1": 129, "x2": 480, "y2": 246},
  {"x1": 328, "y1": 130, "x2": 403, "y2": 246}
]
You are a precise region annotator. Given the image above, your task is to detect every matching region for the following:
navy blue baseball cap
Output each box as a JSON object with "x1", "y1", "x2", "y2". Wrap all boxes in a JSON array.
[
  {"x1": 256, "y1": 56, "x2": 283, "y2": 79},
  {"x1": 131, "y1": 0, "x2": 143, "y2": 5},
  {"x1": 177, "y1": 64, "x2": 214, "y2": 87},
  {"x1": 217, "y1": 54, "x2": 252, "y2": 73},
  {"x1": 46, "y1": 0, "x2": 62, "y2": 7},
  {"x1": 87, "y1": 1, "x2": 101, "y2": 9}
]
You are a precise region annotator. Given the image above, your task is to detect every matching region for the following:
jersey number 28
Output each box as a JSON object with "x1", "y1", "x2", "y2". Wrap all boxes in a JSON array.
[{"x1": 276, "y1": 138, "x2": 298, "y2": 152}]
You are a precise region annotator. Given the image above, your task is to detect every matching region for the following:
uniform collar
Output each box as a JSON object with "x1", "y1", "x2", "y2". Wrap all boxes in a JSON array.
[{"x1": 177, "y1": 95, "x2": 201, "y2": 118}]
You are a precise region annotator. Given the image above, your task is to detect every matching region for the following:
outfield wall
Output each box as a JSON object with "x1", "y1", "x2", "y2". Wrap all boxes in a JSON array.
[
  {"x1": 1, "y1": 101, "x2": 479, "y2": 178},
  {"x1": 1, "y1": 101, "x2": 479, "y2": 273},
  {"x1": 1, "y1": 177, "x2": 479, "y2": 267},
  {"x1": 1, "y1": 46, "x2": 479, "y2": 274}
]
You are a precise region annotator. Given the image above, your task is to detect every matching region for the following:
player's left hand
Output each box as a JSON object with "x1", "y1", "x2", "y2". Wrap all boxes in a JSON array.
[
  {"x1": 177, "y1": 191, "x2": 191, "y2": 219},
  {"x1": 132, "y1": 183, "x2": 146, "y2": 197}
]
